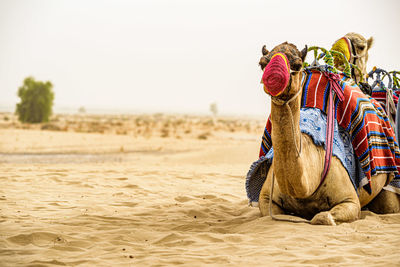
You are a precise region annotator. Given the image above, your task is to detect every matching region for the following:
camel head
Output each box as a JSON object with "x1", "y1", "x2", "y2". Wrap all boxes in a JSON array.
[
  {"x1": 259, "y1": 42, "x2": 307, "y2": 99},
  {"x1": 332, "y1": 32, "x2": 374, "y2": 83}
]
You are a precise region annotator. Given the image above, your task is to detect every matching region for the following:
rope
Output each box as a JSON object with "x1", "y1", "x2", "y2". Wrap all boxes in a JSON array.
[
  {"x1": 307, "y1": 46, "x2": 364, "y2": 82},
  {"x1": 330, "y1": 50, "x2": 352, "y2": 78},
  {"x1": 308, "y1": 46, "x2": 337, "y2": 73},
  {"x1": 381, "y1": 70, "x2": 400, "y2": 89},
  {"x1": 391, "y1": 71, "x2": 400, "y2": 89},
  {"x1": 269, "y1": 84, "x2": 311, "y2": 224},
  {"x1": 367, "y1": 67, "x2": 393, "y2": 90}
]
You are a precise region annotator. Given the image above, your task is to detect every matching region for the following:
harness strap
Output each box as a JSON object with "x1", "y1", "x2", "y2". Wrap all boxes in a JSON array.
[
  {"x1": 320, "y1": 72, "x2": 344, "y2": 185},
  {"x1": 348, "y1": 38, "x2": 360, "y2": 84}
]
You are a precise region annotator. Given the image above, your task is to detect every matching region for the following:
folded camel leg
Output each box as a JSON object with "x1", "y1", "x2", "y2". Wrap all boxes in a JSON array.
[
  {"x1": 359, "y1": 173, "x2": 400, "y2": 214},
  {"x1": 311, "y1": 173, "x2": 392, "y2": 225},
  {"x1": 258, "y1": 171, "x2": 284, "y2": 216},
  {"x1": 310, "y1": 200, "x2": 361, "y2": 225}
]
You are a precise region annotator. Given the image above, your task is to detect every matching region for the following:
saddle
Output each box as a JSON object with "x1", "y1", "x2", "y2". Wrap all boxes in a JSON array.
[
  {"x1": 259, "y1": 48, "x2": 400, "y2": 194},
  {"x1": 368, "y1": 68, "x2": 400, "y2": 139}
]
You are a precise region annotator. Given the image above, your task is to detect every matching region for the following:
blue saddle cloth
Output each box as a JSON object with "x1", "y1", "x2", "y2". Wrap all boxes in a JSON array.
[{"x1": 245, "y1": 108, "x2": 367, "y2": 206}]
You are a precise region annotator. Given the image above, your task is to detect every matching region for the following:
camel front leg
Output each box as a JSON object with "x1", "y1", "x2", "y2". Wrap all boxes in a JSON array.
[
  {"x1": 259, "y1": 173, "x2": 285, "y2": 216},
  {"x1": 311, "y1": 200, "x2": 361, "y2": 225}
]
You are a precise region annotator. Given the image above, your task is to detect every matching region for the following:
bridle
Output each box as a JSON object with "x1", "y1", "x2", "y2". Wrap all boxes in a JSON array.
[{"x1": 342, "y1": 36, "x2": 367, "y2": 84}]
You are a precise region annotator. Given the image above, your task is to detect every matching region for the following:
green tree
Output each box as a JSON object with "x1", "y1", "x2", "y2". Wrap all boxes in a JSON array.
[{"x1": 16, "y1": 77, "x2": 54, "y2": 123}]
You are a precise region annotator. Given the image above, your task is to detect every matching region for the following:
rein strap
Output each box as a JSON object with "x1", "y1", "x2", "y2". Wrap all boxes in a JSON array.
[{"x1": 320, "y1": 72, "x2": 344, "y2": 186}]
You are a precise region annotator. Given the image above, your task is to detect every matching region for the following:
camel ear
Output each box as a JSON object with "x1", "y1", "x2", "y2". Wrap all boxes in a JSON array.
[
  {"x1": 367, "y1": 37, "x2": 374, "y2": 50},
  {"x1": 262, "y1": 45, "x2": 269, "y2": 56},
  {"x1": 300, "y1": 45, "x2": 308, "y2": 62}
]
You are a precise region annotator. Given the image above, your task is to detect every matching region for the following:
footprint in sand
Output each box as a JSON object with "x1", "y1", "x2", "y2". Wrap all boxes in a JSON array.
[
  {"x1": 174, "y1": 196, "x2": 193, "y2": 203},
  {"x1": 112, "y1": 201, "x2": 138, "y2": 207},
  {"x1": 7, "y1": 232, "x2": 66, "y2": 247},
  {"x1": 123, "y1": 184, "x2": 140, "y2": 189}
]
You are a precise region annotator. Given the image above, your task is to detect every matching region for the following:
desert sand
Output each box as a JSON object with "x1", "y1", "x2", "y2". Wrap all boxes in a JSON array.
[{"x1": 0, "y1": 112, "x2": 400, "y2": 267}]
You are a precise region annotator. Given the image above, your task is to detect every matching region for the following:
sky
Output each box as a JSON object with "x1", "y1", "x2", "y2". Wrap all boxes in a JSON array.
[{"x1": 0, "y1": 0, "x2": 399, "y2": 116}]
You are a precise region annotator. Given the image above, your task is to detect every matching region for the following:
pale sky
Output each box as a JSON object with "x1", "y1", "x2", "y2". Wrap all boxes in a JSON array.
[{"x1": 0, "y1": 0, "x2": 399, "y2": 116}]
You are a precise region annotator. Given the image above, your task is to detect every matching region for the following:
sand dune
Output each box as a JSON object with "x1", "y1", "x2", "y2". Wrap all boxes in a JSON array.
[{"x1": 1, "y1": 114, "x2": 400, "y2": 266}]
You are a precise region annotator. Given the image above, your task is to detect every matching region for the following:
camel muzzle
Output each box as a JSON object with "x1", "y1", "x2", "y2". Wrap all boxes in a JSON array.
[{"x1": 262, "y1": 52, "x2": 290, "y2": 97}]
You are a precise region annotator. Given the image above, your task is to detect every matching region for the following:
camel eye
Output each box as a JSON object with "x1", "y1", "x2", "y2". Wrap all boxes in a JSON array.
[
  {"x1": 291, "y1": 63, "x2": 302, "y2": 71},
  {"x1": 291, "y1": 57, "x2": 303, "y2": 71},
  {"x1": 357, "y1": 44, "x2": 366, "y2": 51}
]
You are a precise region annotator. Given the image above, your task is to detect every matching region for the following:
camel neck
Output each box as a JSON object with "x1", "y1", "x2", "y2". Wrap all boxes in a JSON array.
[
  {"x1": 270, "y1": 92, "x2": 302, "y2": 166},
  {"x1": 269, "y1": 88, "x2": 320, "y2": 198}
]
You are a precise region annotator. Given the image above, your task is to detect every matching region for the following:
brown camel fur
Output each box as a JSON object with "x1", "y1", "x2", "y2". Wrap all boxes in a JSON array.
[
  {"x1": 332, "y1": 32, "x2": 374, "y2": 83},
  {"x1": 258, "y1": 42, "x2": 398, "y2": 225}
]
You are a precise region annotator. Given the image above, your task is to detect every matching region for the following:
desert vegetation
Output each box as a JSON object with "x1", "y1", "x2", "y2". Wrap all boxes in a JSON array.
[
  {"x1": 15, "y1": 77, "x2": 54, "y2": 123},
  {"x1": 0, "y1": 112, "x2": 265, "y2": 140}
]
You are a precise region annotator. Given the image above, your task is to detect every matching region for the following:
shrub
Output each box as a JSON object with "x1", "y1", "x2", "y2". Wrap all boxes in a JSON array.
[
  {"x1": 15, "y1": 77, "x2": 54, "y2": 123},
  {"x1": 41, "y1": 123, "x2": 61, "y2": 131},
  {"x1": 198, "y1": 132, "x2": 211, "y2": 140}
]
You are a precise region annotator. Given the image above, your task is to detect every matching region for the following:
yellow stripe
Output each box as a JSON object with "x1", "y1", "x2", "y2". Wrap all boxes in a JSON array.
[{"x1": 271, "y1": 53, "x2": 290, "y2": 72}]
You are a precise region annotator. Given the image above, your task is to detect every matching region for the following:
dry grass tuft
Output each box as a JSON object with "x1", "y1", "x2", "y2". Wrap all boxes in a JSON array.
[{"x1": 0, "y1": 112, "x2": 265, "y2": 140}]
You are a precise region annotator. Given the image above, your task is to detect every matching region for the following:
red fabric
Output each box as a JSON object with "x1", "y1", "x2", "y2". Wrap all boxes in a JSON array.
[
  {"x1": 322, "y1": 72, "x2": 344, "y2": 101},
  {"x1": 262, "y1": 53, "x2": 290, "y2": 96},
  {"x1": 259, "y1": 70, "x2": 400, "y2": 193},
  {"x1": 371, "y1": 89, "x2": 400, "y2": 113}
]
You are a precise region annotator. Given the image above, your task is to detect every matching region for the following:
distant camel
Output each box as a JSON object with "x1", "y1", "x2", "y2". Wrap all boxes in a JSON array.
[{"x1": 331, "y1": 32, "x2": 374, "y2": 84}]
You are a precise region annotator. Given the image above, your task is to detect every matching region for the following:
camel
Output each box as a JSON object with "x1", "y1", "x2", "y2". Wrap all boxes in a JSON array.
[
  {"x1": 331, "y1": 32, "x2": 373, "y2": 84},
  {"x1": 257, "y1": 42, "x2": 400, "y2": 225},
  {"x1": 332, "y1": 33, "x2": 400, "y2": 212}
]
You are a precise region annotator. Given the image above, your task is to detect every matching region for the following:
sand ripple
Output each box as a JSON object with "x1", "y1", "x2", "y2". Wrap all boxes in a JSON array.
[{"x1": 1, "y1": 129, "x2": 400, "y2": 266}]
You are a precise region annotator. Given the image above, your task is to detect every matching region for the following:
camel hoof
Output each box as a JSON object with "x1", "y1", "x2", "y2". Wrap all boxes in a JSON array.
[{"x1": 311, "y1": 211, "x2": 336, "y2": 226}]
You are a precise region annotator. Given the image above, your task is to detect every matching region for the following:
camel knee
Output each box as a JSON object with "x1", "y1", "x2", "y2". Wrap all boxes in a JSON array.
[
  {"x1": 259, "y1": 200, "x2": 284, "y2": 217},
  {"x1": 258, "y1": 182, "x2": 284, "y2": 217},
  {"x1": 259, "y1": 190, "x2": 270, "y2": 216}
]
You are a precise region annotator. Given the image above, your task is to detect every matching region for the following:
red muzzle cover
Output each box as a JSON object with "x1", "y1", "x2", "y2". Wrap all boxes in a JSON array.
[{"x1": 262, "y1": 53, "x2": 290, "y2": 96}]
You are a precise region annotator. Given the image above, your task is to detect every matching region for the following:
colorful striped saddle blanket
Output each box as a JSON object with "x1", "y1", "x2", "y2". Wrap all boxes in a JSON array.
[
  {"x1": 371, "y1": 86, "x2": 400, "y2": 110},
  {"x1": 259, "y1": 69, "x2": 400, "y2": 194}
]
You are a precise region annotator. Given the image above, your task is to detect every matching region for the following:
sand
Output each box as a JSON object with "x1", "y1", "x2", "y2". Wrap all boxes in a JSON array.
[{"x1": 1, "y1": 113, "x2": 400, "y2": 266}]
